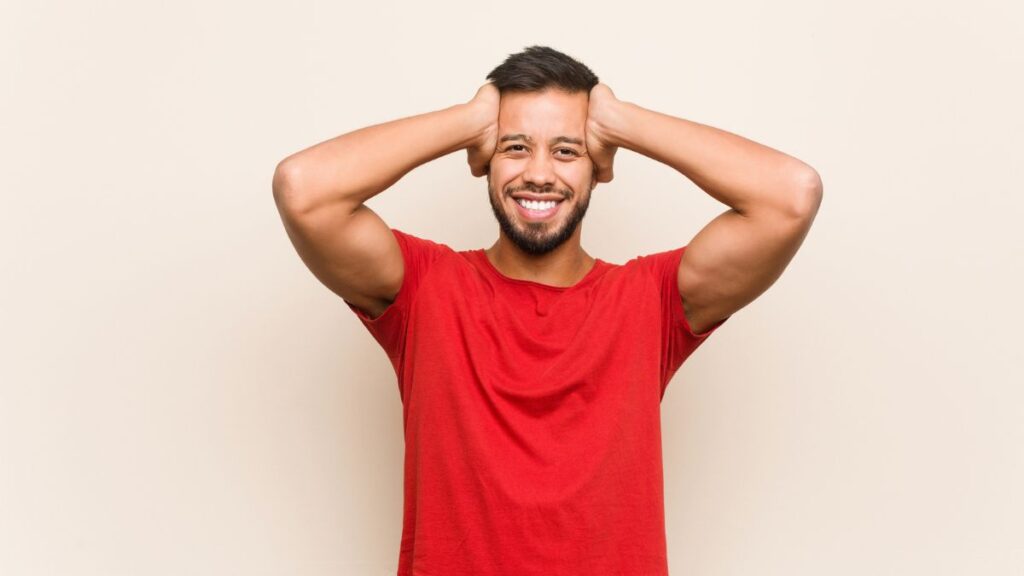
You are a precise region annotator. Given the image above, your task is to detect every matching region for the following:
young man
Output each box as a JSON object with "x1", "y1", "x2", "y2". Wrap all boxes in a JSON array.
[{"x1": 272, "y1": 46, "x2": 821, "y2": 576}]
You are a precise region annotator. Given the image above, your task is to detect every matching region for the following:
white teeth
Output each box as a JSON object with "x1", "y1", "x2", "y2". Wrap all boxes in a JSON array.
[{"x1": 516, "y1": 198, "x2": 559, "y2": 211}]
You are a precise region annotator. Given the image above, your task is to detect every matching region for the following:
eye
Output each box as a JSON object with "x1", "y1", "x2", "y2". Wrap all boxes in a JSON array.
[
  {"x1": 556, "y1": 148, "x2": 580, "y2": 157},
  {"x1": 504, "y1": 144, "x2": 527, "y2": 152}
]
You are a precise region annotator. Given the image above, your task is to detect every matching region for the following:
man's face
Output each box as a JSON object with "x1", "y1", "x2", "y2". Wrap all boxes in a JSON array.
[{"x1": 486, "y1": 88, "x2": 596, "y2": 256}]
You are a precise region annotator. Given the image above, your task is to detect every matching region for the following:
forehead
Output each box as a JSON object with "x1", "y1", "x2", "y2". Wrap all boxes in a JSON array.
[{"x1": 498, "y1": 89, "x2": 588, "y2": 139}]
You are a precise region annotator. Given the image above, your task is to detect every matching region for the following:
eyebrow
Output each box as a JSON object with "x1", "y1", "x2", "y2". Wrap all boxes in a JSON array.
[{"x1": 499, "y1": 133, "x2": 584, "y2": 147}]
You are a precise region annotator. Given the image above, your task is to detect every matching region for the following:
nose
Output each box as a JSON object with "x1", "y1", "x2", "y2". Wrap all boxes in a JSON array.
[{"x1": 521, "y1": 149, "x2": 556, "y2": 189}]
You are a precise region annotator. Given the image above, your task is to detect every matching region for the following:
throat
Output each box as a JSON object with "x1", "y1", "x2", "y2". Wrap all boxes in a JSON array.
[{"x1": 484, "y1": 245, "x2": 596, "y2": 287}]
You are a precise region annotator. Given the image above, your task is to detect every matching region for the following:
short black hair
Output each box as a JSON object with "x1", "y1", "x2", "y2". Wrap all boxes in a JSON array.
[{"x1": 486, "y1": 45, "x2": 599, "y2": 94}]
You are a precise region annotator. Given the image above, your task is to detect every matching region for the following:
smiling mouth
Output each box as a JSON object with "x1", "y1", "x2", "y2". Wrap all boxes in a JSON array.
[{"x1": 513, "y1": 196, "x2": 564, "y2": 220}]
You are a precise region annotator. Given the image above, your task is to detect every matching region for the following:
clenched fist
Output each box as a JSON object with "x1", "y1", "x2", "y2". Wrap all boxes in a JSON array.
[
  {"x1": 465, "y1": 83, "x2": 500, "y2": 178},
  {"x1": 585, "y1": 83, "x2": 621, "y2": 184}
]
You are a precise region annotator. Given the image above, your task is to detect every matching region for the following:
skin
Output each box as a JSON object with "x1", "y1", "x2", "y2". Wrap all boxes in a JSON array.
[
  {"x1": 481, "y1": 89, "x2": 599, "y2": 287},
  {"x1": 467, "y1": 81, "x2": 823, "y2": 334},
  {"x1": 274, "y1": 80, "x2": 822, "y2": 333}
]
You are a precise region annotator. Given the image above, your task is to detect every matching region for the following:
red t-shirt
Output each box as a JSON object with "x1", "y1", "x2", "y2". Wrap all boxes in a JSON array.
[{"x1": 345, "y1": 228, "x2": 728, "y2": 576}]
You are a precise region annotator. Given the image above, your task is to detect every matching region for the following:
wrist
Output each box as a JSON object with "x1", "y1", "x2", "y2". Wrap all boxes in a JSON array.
[
  {"x1": 443, "y1": 102, "x2": 486, "y2": 151},
  {"x1": 599, "y1": 100, "x2": 635, "y2": 149},
  {"x1": 464, "y1": 100, "x2": 495, "y2": 142}
]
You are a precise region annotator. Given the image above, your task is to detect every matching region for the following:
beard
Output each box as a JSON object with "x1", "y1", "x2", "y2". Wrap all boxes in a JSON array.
[{"x1": 487, "y1": 176, "x2": 592, "y2": 256}]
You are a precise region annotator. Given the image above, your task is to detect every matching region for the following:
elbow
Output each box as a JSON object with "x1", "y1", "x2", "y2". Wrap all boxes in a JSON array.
[
  {"x1": 272, "y1": 158, "x2": 306, "y2": 214},
  {"x1": 788, "y1": 167, "x2": 823, "y2": 220}
]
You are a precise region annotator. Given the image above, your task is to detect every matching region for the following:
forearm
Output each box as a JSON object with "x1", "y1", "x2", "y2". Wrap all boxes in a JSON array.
[
  {"x1": 601, "y1": 101, "x2": 821, "y2": 218},
  {"x1": 273, "y1": 102, "x2": 487, "y2": 215}
]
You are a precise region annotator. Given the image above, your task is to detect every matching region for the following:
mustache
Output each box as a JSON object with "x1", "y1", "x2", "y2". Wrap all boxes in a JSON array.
[{"x1": 504, "y1": 184, "x2": 570, "y2": 199}]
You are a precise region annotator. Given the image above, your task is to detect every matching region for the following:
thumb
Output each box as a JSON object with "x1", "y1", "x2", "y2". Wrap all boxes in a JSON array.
[{"x1": 599, "y1": 147, "x2": 618, "y2": 182}]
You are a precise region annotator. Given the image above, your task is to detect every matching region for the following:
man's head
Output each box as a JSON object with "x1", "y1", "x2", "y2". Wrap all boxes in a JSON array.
[{"x1": 484, "y1": 46, "x2": 600, "y2": 256}]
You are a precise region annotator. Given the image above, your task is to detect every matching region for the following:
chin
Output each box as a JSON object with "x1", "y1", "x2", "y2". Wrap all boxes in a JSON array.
[{"x1": 487, "y1": 179, "x2": 590, "y2": 254}]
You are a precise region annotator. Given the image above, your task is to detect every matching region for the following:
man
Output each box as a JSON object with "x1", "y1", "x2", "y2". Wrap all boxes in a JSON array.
[{"x1": 272, "y1": 46, "x2": 821, "y2": 576}]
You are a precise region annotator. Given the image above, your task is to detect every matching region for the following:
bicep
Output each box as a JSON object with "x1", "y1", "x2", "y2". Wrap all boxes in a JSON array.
[
  {"x1": 275, "y1": 196, "x2": 403, "y2": 320},
  {"x1": 679, "y1": 188, "x2": 822, "y2": 334}
]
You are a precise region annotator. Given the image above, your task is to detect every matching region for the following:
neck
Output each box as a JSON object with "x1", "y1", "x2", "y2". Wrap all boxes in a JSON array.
[{"x1": 485, "y1": 233, "x2": 595, "y2": 288}]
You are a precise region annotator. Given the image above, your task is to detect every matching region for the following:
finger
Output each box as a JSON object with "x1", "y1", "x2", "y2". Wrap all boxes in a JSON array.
[
  {"x1": 467, "y1": 151, "x2": 482, "y2": 178},
  {"x1": 602, "y1": 149, "x2": 618, "y2": 182}
]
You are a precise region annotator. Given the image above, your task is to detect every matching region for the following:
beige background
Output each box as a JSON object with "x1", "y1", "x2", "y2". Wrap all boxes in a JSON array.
[{"x1": 3, "y1": 0, "x2": 1022, "y2": 574}]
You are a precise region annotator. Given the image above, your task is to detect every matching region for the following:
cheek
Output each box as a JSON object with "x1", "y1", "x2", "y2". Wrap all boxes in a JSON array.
[
  {"x1": 489, "y1": 163, "x2": 522, "y2": 193},
  {"x1": 490, "y1": 158, "x2": 518, "y2": 176},
  {"x1": 558, "y1": 163, "x2": 594, "y2": 191}
]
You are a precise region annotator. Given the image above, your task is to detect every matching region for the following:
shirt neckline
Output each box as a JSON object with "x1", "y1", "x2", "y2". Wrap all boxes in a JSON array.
[{"x1": 473, "y1": 249, "x2": 607, "y2": 291}]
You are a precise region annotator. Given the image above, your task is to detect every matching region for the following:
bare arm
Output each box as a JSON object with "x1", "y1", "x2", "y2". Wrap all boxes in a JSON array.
[
  {"x1": 272, "y1": 85, "x2": 499, "y2": 318},
  {"x1": 587, "y1": 84, "x2": 823, "y2": 334}
]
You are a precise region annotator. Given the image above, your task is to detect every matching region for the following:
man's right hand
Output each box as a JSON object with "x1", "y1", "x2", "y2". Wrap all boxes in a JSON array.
[{"x1": 465, "y1": 83, "x2": 500, "y2": 178}]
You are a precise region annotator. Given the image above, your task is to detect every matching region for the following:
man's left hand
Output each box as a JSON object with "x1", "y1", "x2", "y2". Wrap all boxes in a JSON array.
[{"x1": 586, "y1": 83, "x2": 622, "y2": 184}]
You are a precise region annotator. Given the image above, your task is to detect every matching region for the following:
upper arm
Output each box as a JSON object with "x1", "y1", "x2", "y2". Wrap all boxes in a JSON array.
[
  {"x1": 678, "y1": 174, "x2": 823, "y2": 334},
  {"x1": 272, "y1": 165, "x2": 403, "y2": 320}
]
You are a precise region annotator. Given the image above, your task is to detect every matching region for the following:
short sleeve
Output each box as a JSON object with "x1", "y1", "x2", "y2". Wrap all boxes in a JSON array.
[
  {"x1": 640, "y1": 245, "x2": 729, "y2": 398},
  {"x1": 343, "y1": 228, "x2": 448, "y2": 373}
]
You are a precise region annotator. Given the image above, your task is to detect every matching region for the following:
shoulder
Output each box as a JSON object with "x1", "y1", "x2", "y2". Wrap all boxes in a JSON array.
[
  {"x1": 617, "y1": 246, "x2": 687, "y2": 283},
  {"x1": 391, "y1": 228, "x2": 454, "y2": 256}
]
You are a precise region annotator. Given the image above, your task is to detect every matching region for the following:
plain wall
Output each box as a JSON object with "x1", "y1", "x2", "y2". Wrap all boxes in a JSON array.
[{"x1": 2, "y1": 0, "x2": 1022, "y2": 574}]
